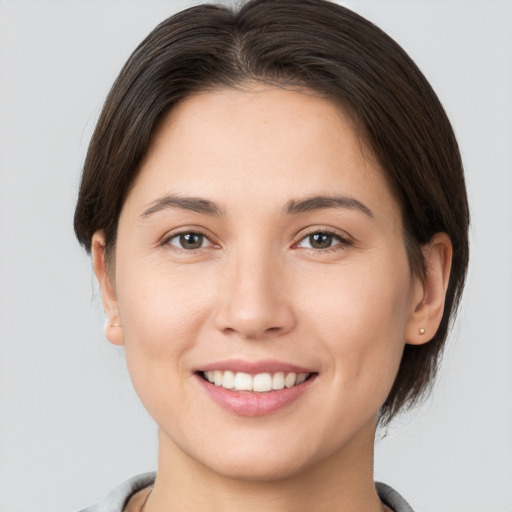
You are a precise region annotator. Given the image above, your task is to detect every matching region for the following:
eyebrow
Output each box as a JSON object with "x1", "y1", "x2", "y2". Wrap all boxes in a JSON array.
[
  {"x1": 139, "y1": 193, "x2": 373, "y2": 219},
  {"x1": 140, "y1": 195, "x2": 223, "y2": 219},
  {"x1": 285, "y1": 195, "x2": 373, "y2": 217}
]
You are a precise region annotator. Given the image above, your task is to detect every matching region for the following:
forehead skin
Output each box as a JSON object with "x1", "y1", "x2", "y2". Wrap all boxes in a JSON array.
[{"x1": 125, "y1": 84, "x2": 403, "y2": 240}]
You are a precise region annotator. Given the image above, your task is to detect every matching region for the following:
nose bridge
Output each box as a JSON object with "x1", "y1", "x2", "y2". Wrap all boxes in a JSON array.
[{"x1": 214, "y1": 241, "x2": 295, "y2": 339}]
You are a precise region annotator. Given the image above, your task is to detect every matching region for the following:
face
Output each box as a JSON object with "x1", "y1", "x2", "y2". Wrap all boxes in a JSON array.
[{"x1": 97, "y1": 85, "x2": 426, "y2": 481}]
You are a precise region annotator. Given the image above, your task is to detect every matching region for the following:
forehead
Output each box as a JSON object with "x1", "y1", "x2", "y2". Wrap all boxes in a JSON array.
[
  {"x1": 149, "y1": 84, "x2": 364, "y2": 166},
  {"x1": 127, "y1": 84, "x2": 401, "y2": 228}
]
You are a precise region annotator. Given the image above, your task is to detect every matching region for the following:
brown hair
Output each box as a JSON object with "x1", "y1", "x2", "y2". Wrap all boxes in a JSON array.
[{"x1": 74, "y1": 0, "x2": 469, "y2": 424}]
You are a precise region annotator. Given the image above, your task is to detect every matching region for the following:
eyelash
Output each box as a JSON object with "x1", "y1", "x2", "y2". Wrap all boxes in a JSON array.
[
  {"x1": 162, "y1": 229, "x2": 214, "y2": 253},
  {"x1": 293, "y1": 230, "x2": 353, "y2": 253},
  {"x1": 161, "y1": 228, "x2": 353, "y2": 254}
]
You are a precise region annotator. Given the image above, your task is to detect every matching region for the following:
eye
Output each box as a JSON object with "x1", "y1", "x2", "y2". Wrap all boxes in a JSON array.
[
  {"x1": 296, "y1": 231, "x2": 351, "y2": 250},
  {"x1": 165, "y1": 231, "x2": 213, "y2": 250}
]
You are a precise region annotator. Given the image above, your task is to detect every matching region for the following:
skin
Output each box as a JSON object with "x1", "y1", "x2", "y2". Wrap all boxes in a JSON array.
[{"x1": 92, "y1": 84, "x2": 452, "y2": 512}]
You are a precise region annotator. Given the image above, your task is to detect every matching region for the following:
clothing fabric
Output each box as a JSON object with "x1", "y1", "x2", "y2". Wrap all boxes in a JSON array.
[{"x1": 77, "y1": 472, "x2": 415, "y2": 512}]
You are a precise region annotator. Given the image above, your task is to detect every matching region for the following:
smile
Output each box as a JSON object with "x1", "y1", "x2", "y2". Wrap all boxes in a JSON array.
[
  {"x1": 195, "y1": 361, "x2": 318, "y2": 416},
  {"x1": 201, "y1": 370, "x2": 312, "y2": 392}
]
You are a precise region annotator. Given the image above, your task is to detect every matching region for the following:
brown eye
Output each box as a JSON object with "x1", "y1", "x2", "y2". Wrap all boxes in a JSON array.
[
  {"x1": 166, "y1": 232, "x2": 211, "y2": 250},
  {"x1": 296, "y1": 231, "x2": 350, "y2": 251},
  {"x1": 309, "y1": 233, "x2": 333, "y2": 249}
]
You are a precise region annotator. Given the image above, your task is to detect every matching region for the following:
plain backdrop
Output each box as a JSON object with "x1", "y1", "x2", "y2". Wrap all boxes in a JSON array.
[{"x1": 0, "y1": 1, "x2": 511, "y2": 511}]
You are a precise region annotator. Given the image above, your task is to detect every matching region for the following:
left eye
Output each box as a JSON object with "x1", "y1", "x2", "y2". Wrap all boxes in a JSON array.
[
  {"x1": 296, "y1": 232, "x2": 347, "y2": 250},
  {"x1": 166, "y1": 232, "x2": 212, "y2": 250}
]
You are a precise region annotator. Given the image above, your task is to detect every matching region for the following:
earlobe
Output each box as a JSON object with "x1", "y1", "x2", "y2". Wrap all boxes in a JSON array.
[
  {"x1": 405, "y1": 233, "x2": 453, "y2": 345},
  {"x1": 91, "y1": 231, "x2": 125, "y2": 346}
]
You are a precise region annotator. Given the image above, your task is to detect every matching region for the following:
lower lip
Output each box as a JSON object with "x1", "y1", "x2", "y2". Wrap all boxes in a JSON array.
[{"x1": 196, "y1": 374, "x2": 317, "y2": 417}]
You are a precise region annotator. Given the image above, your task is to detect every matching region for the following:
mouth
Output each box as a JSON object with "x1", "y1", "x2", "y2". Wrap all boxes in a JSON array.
[
  {"x1": 198, "y1": 370, "x2": 315, "y2": 392},
  {"x1": 194, "y1": 361, "x2": 318, "y2": 416}
]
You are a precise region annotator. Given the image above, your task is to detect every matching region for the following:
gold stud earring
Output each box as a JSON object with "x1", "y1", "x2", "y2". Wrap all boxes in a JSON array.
[{"x1": 419, "y1": 328, "x2": 425, "y2": 335}]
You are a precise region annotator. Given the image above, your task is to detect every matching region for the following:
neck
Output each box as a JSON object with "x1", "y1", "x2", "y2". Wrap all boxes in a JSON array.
[{"x1": 146, "y1": 418, "x2": 383, "y2": 512}]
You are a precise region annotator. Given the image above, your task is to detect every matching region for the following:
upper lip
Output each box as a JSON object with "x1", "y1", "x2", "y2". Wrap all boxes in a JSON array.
[{"x1": 197, "y1": 359, "x2": 315, "y2": 375}]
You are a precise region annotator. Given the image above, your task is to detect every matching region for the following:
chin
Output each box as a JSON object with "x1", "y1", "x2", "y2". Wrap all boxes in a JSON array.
[
  {"x1": 199, "y1": 449, "x2": 313, "y2": 482},
  {"x1": 183, "y1": 425, "x2": 343, "y2": 484}
]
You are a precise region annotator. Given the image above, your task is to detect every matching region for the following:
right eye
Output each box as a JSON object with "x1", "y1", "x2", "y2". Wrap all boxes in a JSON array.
[{"x1": 164, "y1": 231, "x2": 213, "y2": 251}]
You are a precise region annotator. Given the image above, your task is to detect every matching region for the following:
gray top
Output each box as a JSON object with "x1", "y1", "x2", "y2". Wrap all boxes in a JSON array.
[{"x1": 78, "y1": 472, "x2": 414, "y2": 512}]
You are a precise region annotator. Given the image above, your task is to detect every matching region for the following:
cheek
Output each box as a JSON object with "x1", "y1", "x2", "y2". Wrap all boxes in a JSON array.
[
  {"x1": 117, "y1": 260, "x2": 214, "y2": 351},
  {"x1": 302, "y1": 257, "x2": 413, "y2": 396},
  {"x1": 114, "y1": 262, "x2": 218, "y2": 409}
]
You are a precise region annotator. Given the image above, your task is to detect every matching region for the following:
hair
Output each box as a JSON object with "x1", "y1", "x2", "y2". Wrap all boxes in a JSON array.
[{"x1": 74, "y1": 0, "x2": 470, "y2": 425}]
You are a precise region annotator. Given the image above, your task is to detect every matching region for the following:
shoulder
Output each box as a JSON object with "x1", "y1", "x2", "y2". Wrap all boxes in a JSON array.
[
  {"x1": 376, "y1": 482, "x2": 415, "y2": 512},
  {"x1": 77, "y1": 472, "x2": 156, "y2": 512}
]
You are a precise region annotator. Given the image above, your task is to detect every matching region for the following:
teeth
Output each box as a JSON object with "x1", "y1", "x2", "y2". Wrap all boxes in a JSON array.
[
  {"x1": 234, "y1": 372, "x2": 252, "y2": 391},
  {"x1": 296, "y1": 373, "x2": 308, "y2": 385},
  {"x1": 272, "y1": 371, "x2": 285, "y2": 390},
  {"x1": 253, "y1": 373, "x2": 272, "y2": 392},
  {"x1": 285, "y1": 372, "x2": 296, "y2": 388},
  {"x1": 213, "y1": 370, "x2": 223, "y2": 386},
  {"x1": 222, "y1": 370, "x2": 235, "y2": 389},
  {"x1": 203, "y1": 370, "x2": 311, "y2": 392}
]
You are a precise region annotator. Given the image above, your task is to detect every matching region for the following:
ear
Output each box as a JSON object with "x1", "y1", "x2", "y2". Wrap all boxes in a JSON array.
[
  {"x1": 405, "y1": 232, "x2": 453, "y2": 345},
  {"x1": 91, "y1": 231, "x2": 124, "y2": 346}
]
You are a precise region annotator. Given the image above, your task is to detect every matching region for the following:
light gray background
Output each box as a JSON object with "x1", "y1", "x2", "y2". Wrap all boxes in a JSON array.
[{"x1": 1, "y1": 1, "x2": 511, "y2": 511}]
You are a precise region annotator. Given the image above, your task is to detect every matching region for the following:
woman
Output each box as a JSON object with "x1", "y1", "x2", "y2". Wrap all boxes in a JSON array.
[{"x1": 74, "y1": 0, "x2": 469, "y2": 510}]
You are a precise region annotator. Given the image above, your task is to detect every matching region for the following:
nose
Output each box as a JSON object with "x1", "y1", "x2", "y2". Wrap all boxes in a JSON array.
[{"x1": 213, "y1": 250, "x2": 297, "y2": 340}]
